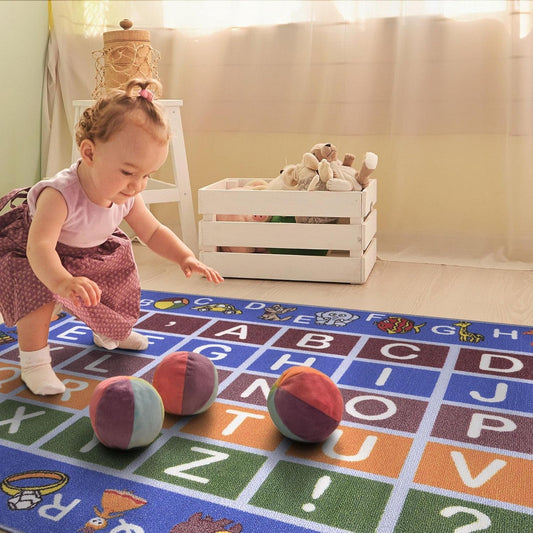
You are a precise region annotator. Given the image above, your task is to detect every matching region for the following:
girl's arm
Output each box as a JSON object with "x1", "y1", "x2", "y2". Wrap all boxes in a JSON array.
[
  {"x1": 125, "y1": 194, "x2": 223, "y2": 283},
  {"x1": 27, "y1": 187, "x2": 102, "y2": 306}
]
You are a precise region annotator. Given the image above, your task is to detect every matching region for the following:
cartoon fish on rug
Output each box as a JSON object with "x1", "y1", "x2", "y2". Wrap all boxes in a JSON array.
[
  {"x1": 80, "y1": 489, "x2": 147, "y2": 532},
  {"x1": 375, "y1": 316, "x2": 426, "y2": 334}
]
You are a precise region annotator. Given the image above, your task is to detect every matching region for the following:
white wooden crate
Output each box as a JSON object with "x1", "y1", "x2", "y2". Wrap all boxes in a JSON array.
[{"x1": 198, "y1": 178, "x2": 378, "y2": 284}]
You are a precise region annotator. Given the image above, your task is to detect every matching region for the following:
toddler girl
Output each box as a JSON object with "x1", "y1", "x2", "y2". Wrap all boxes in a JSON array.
[{"x1": 0, "y1": 78, "x2": 223, "y2": 396}]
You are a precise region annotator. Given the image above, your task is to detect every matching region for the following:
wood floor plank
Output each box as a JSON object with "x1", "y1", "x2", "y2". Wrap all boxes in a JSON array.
[{"x1": 134, "y1": 244, "x2": 533, "y2": 326}]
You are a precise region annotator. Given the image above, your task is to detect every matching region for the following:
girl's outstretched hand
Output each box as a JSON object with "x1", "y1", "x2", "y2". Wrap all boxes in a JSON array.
[
  {"x1": 55, "y1": 276, "x2": 102, "y2": 307},
  {"x1": 181, "y1": 257, "x2": 224, "y2": 284}
]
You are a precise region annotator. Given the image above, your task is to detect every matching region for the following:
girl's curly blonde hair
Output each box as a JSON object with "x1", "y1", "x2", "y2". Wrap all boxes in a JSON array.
[{"x1": 75, "y1": 78, "x2": 170, "y2": 147}]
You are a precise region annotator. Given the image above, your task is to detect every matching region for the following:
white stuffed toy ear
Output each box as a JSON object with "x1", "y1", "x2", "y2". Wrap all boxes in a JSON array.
[
  {"x1": 307, "y1": 174, "x2": 321, "y2": 191},
  {"x1": 317, "y1": 159, "x2": 333, "y2": 183},
  {"x1": 302, "y1": 152, "x2": 320, "y2": 171},
  {"x1": 283, "y1": 165, "x2": 298, "y2": 187},
  {"x1": 266, "y1": 165, "x2": 298, "y2": 190},
  {"x1": 364, "y1": 152, "x2": 378, "y2": 170}
]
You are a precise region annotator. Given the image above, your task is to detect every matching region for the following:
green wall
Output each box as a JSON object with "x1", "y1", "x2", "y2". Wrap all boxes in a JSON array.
[{"x1": 0, "y1": 1, "x2": 49, "y2": 191}]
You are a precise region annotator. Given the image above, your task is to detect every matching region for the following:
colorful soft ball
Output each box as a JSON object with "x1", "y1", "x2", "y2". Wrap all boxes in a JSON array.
[
  {"x1": 267, "y1": 367, "x2": 343, "y2": 443},
  {"x1": 152, "y1": 351, "x2": 218, "y2": 415},
  {"x1": 89, "y1": 376, "x2": 164, "y2": 450}
]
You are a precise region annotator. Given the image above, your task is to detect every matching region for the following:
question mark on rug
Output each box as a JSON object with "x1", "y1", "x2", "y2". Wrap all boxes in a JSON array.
[
  {"x1": 440, "y1": 506, "x2": 491, "y2": 533},
  {"x1": 302, "y1": 475, "x2": 331, "y2": 512}
]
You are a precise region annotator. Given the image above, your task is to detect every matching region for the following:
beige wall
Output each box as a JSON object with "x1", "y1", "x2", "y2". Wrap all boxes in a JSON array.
[
  {"x1": 0, "y1": 1, "x2": 49, "y2": 190},
  {"x1": 34, "y1": 7, "x2": 533, "y2": 268}
]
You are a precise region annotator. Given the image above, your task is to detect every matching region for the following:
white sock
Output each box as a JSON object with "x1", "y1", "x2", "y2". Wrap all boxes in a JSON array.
[
  {"x1": 19, "y1": 347, "x2": 66, "y2": 396},
  {"x1": 93, "y1": 331, "x2": 149, "y2": 351}
]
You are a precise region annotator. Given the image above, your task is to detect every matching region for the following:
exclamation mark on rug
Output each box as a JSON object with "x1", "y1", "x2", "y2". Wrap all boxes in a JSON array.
[{"x1": 302, "y1": 475, "x2": 332, "y2": 512}]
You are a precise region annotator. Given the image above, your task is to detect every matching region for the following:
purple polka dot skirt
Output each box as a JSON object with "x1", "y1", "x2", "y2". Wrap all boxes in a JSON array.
[{"x1": 0, "y1": 189, "x2": 140, "y2": 340}]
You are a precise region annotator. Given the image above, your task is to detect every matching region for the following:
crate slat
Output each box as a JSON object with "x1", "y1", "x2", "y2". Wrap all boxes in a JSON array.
[
  {"x1": 199, "y1": 209, "x2": 377, "y2": 252},
  {"x1": 200, "y1": 239, "x2": 377, "y2": 284},
  {"x1": 198, "y1": 178, "x2": 377, "y2": 218}
]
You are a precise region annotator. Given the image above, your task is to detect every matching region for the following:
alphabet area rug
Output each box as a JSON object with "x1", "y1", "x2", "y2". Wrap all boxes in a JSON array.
[{"x1": 0, "y1": 290, "x2": 531, "y2": 533}]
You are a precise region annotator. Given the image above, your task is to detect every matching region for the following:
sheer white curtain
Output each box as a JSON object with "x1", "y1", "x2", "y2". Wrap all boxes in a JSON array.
[{"x1": 44, "y1": 0, "x2": 533, "y2": 269}]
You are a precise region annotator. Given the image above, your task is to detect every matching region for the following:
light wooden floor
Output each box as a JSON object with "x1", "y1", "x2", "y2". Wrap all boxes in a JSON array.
[{"x1": 133, "y1": 243, "x2": 533, "y2": 327}]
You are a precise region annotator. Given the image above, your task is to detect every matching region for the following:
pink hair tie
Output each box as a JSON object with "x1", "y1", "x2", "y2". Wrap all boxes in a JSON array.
[{"x1": 139, "y1": 88, "x2": 154, "y2": 102}]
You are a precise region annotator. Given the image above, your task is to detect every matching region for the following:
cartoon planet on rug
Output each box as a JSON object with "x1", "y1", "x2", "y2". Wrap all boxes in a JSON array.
[
  {"x1": 89, "y1": 376, "x2": 164, "y2": 449},
  {"x1": 267, "y1": 367, "x2": 343, "y2": 443},
  {"x1": 152, "y1": 351, "x2": 218, "y2": 415}
]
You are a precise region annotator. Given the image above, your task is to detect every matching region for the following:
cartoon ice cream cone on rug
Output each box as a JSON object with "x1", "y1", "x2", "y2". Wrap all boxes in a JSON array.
[{"x1": 80, "y1": 489, "x2": 147, "y2": 531}]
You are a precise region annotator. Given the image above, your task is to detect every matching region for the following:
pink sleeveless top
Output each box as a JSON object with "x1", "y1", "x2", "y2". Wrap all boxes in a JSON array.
[{"x1": 27, "y1": 161, "x2": 135, "y2": 248}]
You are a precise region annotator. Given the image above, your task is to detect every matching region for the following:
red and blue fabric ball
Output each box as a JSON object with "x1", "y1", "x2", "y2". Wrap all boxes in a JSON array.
[
  {"x1": 152, "y1": 351, "x2": 218, "y2": 416},
  {"x1": 89, "y1": 376, "x2": 164, "y2": 449},
  {"x1": 267, "y1": 366, "x2": 343, "y2": 443}
]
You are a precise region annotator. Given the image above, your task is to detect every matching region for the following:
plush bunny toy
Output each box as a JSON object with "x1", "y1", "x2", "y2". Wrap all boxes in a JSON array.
[
  {"x1": 310, "y1": 143, "x2": 378, "y2": 191},
  {"x1": 293, "y1": 153, "x2": 337, "y2": 223}
]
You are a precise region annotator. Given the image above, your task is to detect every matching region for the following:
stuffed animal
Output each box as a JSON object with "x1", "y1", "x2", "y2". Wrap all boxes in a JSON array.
[
  {"x1": 295, "y1": 153, "x2": 334, "y2": 192},
  {"x1": 293, "y1": 153, "x2": 337, "y2": 223},
  {"x1": 213, "y1": 180, "x2": 273, "y2": 253},
  {"x1": 268, "y1": 216, "x2": 328, "y2": 255},
  {"x1": 310, "y1": 143, "x2": 378, "y2": 191},
  {"x1": 257, "y1": 153, "x2": 334, "y2": 193},
  {"x1": 215, "y1": 213, "x2": 271, "y2": 253},
  {"x1": 241, "y1": 171, "x2": 299, "y2": 191},
  {"x1": 264, "y1": 167, "x2": 300, "y2": 190}
]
